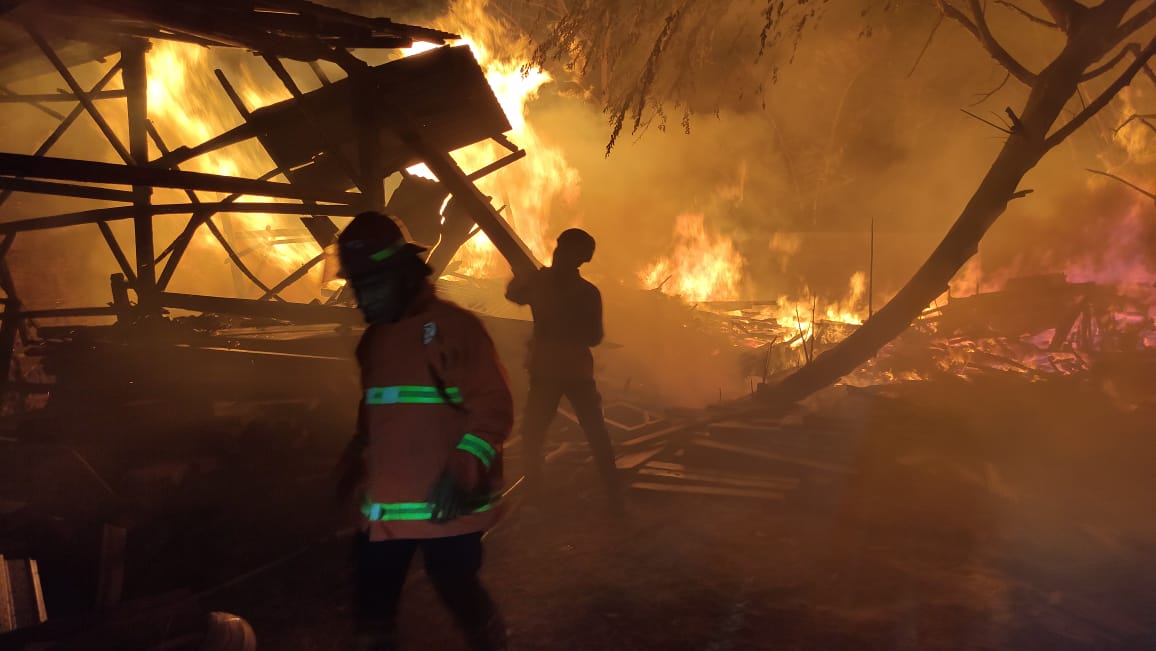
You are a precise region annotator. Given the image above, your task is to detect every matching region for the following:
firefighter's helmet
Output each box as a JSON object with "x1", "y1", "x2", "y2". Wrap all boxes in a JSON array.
[{"x1": 336, "y1": 211, "x2": 428, "y2": 279}]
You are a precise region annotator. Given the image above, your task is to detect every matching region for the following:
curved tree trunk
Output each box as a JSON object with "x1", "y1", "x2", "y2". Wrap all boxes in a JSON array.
[{"x1": 761, "y1": 2, "x2": 1154, "y2": 406}]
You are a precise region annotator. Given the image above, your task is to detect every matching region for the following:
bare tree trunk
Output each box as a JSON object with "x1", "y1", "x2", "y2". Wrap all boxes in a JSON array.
[{"x1": 761, "y1": 1, "x2": 1155, "y2": 406}]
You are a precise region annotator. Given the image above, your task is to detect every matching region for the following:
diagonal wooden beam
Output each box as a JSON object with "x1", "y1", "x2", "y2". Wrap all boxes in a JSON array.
[
  {"x1": 96, "y1": 222, "x2": 138, "y2": 285},
  {"x1": 202, "y1": 218, "x2": 283, "y2": 300},
  {"x1": 26, "y1": 26, "x2": 135, "y2": 164},
  {"x1": 146, "y1": 126, "x2": 286, "y2": 298},
  {"x1": 258, "y1": 252, "x2": 325, "y2": 300},
  {"x1": 154, "y1": 169, "x2": 283, "y2": 290},
  {"x1": 262, "y1": 55, "x2": 363, "y2": 193},
  {"x1": 387, "y1": 110, "x2": 540, "y2": 277},
  {"x1": 0, "y1": 59, "x2": 123, "y2": 210}
]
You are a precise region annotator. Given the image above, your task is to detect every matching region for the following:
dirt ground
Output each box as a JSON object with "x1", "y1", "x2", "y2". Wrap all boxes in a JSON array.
[
  {"x1": 176, "y1": 372, "x2": 1156, "y2": 651},
  {"x1": 6, "y1": 370, "x2": 1156, "y2": 647}
]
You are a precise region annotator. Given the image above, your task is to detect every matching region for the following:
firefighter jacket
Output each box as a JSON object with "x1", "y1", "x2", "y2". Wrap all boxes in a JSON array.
[{"x1": 355, "y1": 286, "x2": 513, "y2": 540}]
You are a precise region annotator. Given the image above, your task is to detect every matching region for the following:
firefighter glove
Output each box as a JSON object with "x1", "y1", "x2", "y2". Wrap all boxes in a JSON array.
[{"x1": 429, "y1": 450, "x2": 485, "y2": 523}]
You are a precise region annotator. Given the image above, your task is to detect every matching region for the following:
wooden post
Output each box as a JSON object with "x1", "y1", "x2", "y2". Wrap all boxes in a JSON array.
[
  {"x1": 95, "y1": 524, "x2": 127, "y2": 612},
  {"x1": 123, "y1": 40, "x2": 155, "y2": 309},
  {"x1": 868, "y1": 218, "x2": 874, "y2": 318},
  {"x1": 0, "y1": 236, "x2": 19, "y2": 401},
  {"x1": 353, "y1": 72, "x2": 386, "y2": 210},
  {"x1": 0, "y1": 296, "x2": 18, "y2": 403}
]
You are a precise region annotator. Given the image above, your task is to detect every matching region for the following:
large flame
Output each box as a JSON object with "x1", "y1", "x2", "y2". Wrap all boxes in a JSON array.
[
  {"x1": 141, "y1": 0, "x2": 581, "y2": 291},
  {"x1": 640, "y1": 218, "x2": 869, "y2": 350},
  {"x1": 145, "y1": 41, "x2": 320, "y2": 293},
  {"x1": 402, "y1": 0, "x2": 580, "y2": 276},
  {"x1": 640, "y1": 213, "x2": 746, "y2": 303}
]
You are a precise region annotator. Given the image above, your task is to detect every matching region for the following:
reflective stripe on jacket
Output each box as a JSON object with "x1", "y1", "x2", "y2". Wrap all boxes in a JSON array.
[{"x1": 356, "y1": 289, "x2": 513, "y2": 540}]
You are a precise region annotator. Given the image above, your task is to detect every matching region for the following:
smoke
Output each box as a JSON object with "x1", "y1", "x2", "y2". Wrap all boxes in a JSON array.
[
  {"x1": 505, "y1": 0, "x2": 1156, "y2": 297},
  {"x1": 3, "y1": 0, "x2": 1153, "y2": 403}
]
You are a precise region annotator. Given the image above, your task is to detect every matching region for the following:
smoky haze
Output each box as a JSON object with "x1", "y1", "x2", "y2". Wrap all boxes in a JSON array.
[
  {"x1": 508, "y1": 0, "x2": 1156, "y2": 300},
  {"x1": 1, "y1": 0, "x2": 1153, "y2": 405}
]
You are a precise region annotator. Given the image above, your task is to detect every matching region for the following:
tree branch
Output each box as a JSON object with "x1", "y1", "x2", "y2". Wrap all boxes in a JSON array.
[
  {"x1": 936, "y1": 0, "x2": 1038, "y2": 85},
  {"x1": 1115, "y1": 113, "x2": 1156, "y2": 134},
  {"x1": 1082, "y1": 42, "x2": 1139, "y2": 81},
  {"x1": 1047, "y1": 36, "x2": 1156, "y2": 147},
  {"x1": 995, "y1": 1, "x2": 1060, "y2": 30},
  {"x1": 1087, "y1": 169, "x2": 1156, "y2": 203},
  {"x1": 1117, "y1": 1, "x2": 1156, "y2": 43},
  {"x1": 907, "y1": 12, "x2": 944, "y2": 78},
  {"x1": 969, "y1": 69, "x2": 1011, "y2": 106},
  {"x1": 960, "y1": 108, "x2": 1012, "y2": 134},
  {"x1": 1038, "y1": 0, "x2": 1086, "y2": 32}
]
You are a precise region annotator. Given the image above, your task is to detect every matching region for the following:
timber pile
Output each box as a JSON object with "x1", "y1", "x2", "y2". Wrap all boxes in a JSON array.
[
  {"x1": 546, "y1": 400, "x2": 855, "y2": 504},
  {"x1": 706, "y1": 273, "x2": 1156, "y2": 386},
  {"x1": 529, "y1": 272, "x2": 1156, "y2": 505}
]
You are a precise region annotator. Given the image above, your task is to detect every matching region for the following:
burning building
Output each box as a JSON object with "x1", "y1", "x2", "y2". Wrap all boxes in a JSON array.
[{"x1": 1, "y1": 0, "x2": 1155, "y2": 649}]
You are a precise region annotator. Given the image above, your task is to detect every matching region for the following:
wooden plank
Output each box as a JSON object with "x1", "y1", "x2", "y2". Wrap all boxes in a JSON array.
[
  {"x1": 0, "y1": 306, "x2": 118, "y2": 320},
  {"x1": 257, "y1": 252, "x2": 325, "y2": 300},
  {"x1": 466, "y1": 148, "x2": 527, "y2": 181},
  {"x1": 629, "y1": 481, "x2": 784, "y2": 501},
  {"x1": 621, "y1": 422, "x2": 692, "y2": 447},
  {"x1": 645, "y1": 460, "x2": 800, "y2": 487},
  {"x1": 614, "y1": 446, "x2": 665, "y2": 470},
  {"x1": 707, "y1": 421, "x2": 785, "y2": 434},
  {"x1": 395, "y1": 124, "x2": 540, "y2": 278},
  {"x1": 0, "y1": 554, "x2": 14, "y2": 633},
  {"x1": 691, "y1": 437, "x2": 852, "y2": 475},
  {"x1": 544, "y1": 441, "x2": 572, "y2": 463},
  {"x1": 0, "y1": 90, "x2": 127, "y2": 103},
  {"x1": 637, "y1": 466, "x2": 799, "y2": 491},
  {"x1": 0, "y1": 202, "x2": 359, "y2": 234},
  {"x1": 0, "y1": 177, "x2": 135, "y2": 203},
  {"x1": 3, "y1": 559, "x2": 47, "y2": 628},
  {"x1": 95, "y1": 524, "x2": 127, "y2": 612},
  {"x1": 0, "y1": 85, "x2": 64, "y2": 120},
  {"x1": 0, "y1": 153, "x2": 361, "y2": 204},
  {"x1": 158, "y1": 292, "x2": 361, "y2": 325}
]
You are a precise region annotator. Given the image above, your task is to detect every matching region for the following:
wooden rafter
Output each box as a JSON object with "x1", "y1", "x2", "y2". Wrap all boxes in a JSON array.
[{"x1": 0, "y1": 153, "x2": 362, "y2": 204}]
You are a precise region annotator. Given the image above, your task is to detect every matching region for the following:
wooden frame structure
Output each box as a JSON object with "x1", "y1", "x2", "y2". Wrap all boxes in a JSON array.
[{"x1": 0, "y1": 0, "x2": 543, "y2": 401}]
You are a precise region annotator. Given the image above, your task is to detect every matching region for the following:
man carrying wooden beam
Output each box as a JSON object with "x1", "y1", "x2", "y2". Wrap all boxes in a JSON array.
[{"x1": 505, "y1": 228, "x2": 623, "y2": 513}]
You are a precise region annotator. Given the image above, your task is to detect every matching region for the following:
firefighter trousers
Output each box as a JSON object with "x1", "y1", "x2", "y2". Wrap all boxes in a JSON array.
[{"x1": 353, "y1": 531, "x2": 505, "y2": 651}]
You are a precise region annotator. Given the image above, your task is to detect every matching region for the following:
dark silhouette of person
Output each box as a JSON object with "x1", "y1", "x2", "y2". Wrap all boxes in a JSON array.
[{"x1": 505, "y1": 228, "x2": 622, "y2": 509}]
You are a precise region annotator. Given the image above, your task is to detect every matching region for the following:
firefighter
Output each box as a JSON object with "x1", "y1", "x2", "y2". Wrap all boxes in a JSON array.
[
  {"x1": 505, "y1": 228, "x2": 623, "y2": 510},
  {"x1": 333, "y1": 211, "x2": 511, "y2": 651}
]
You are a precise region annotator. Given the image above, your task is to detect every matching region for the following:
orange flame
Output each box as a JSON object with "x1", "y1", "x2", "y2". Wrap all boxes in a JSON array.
[
  {"x1": 144, "y1": 41, "x2": 319, "y2": 293},
  {"x1": 403, "y1": 1, "x2": 580, "y2": 277},
  {"x1": 640, "y1": 213, "x2": 746, "y2": 303}
]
